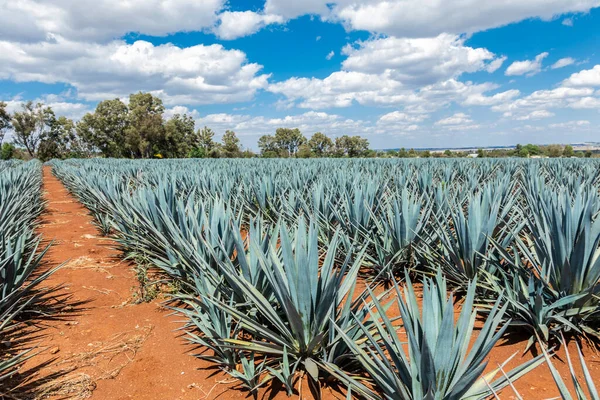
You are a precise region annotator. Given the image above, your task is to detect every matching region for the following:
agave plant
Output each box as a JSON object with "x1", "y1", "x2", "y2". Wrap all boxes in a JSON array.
[
  {"x1": 201, "y1": 218, "x2": 373, "y2": 392},
  {"x1": 424, "y1": 184, "x2": 517, "y2": 287},
  {"x1": 331, "y1": 272, "x2": 544, "y2": 400},
  {"x1": 487, "y1": 188, "x2": 600, "y2": 347},
  {"x1": 365, "y1": 188, "x2": 432, "y2": 282}
]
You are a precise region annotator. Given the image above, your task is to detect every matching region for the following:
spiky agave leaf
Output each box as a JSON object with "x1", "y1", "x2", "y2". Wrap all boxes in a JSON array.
[
  {"x1": 332, "y1": 271, "x2": 544, "y2": 400},
  {"x1": 203, "y1": 217, "x2": 370, "y2": 390},
  {"x1": 540, "y1": 335, "x2": 599, "y2": 400}
]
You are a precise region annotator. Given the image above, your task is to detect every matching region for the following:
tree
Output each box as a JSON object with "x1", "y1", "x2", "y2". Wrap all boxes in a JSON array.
[
  {"x1": 258, "y1": 135, "x2": 278, "y2": 157},
  {"x1": 0, "y1": 143, "x2": 14, "y2": 160},
  {"x1": 296, "y1": 144, "x2": 312, "y2": 158},
  {"x1": 38, "y1": 116, "x2": 76, "y2": 161},
  {"x1": 477, "y1": 148, "x2": 485, "y2": 158},
  {"x1": 274, "y1": 128, "x2": 306, "y2": 157},
  {"x1": 163, "y1": 113, "x2": 196, "y2": 158},
  {"x1": 545, "y1": 144, "x2": 562, "y2": 158},
  {"x1": 563, "y1": 145, "x2": 574, "y2": 158},
  {"x1": 0, "y1": 101, "x2": 10, "y2": 145},
  {"x1": 221, "y1": 130, "x2": 241, "y2": 157},
  {"x1": 422, "y1": 150, "x2": 431, "y2": 158},
  {"x1": 125, "y1": 92, "x2": 165, "y2": 158},
  {"x1": 11, "y1": 101, "x2": 54, "y2": 157},
  {"x1": 334, "y1": 135, "x2": 369, "y2": 157},
  {"x1": 77, "y1": 99, "x2": 129, "y2": 157},
  {"x1": 197, "y1": 126, "x2": 216, "y2": 151},
  {"x1": 308, "y1": 132, "x2": 333, "y2": 156}
]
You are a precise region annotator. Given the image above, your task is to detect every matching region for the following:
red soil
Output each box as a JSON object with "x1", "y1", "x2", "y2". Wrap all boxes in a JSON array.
[{"x1": 20, "y1": 167, "x2": 600, "y2": 400}]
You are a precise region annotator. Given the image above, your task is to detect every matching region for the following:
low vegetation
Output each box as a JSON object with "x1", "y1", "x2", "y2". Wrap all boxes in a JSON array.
[{"x1": 51, "y1": 157, "x2": 600, "y2": 398}]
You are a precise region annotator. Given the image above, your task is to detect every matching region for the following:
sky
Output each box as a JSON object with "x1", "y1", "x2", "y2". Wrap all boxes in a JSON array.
[{"x1": 1, "y1": 0, "x2": 600, "y2": 150}]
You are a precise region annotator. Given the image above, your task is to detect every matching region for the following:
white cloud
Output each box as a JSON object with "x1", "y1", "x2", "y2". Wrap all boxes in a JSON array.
[
  {"x1": 197, "y1": 110, "x2": 371, "y2": 139},
  {"x1": 514, "y1": 110, "x2": 555, "y2": 120},
  {"x1": 562, "y1": 65, "x2": 600, "y2": 87},
  {"x1": 562, "y1": 17, "x2": 574, "y2": 26},
  {"x1": 0, "y1": 0, "x2": 225, "y2": 42},
  {"x1": 505, "y1": 52, "x2": 549, "y2": 76},
  {"x1": 265, "y1": 0, "x2": 600, "y2": 37},
  {"x1": 214, "y1": 11, "x2": 283, "y2": 40},
  {"x1": 341, "y1": 34, "x2": 500, "y2": 86},
  {"x1": 551, "y1": 57, "x2": 576, "y2": 69},
  {"x1": 0, "y1": 37, "x2": 270, "y2": 105},
  {"x1": 435, "y1": 113, "x2": 473, "y2": 126},
  {"x1": 378, "y1": 111, "x2": 429, "y2": 124},
  {"x1": 549, "y1": 120, "x2": 590, "y2": 129},
  {"x1": 486, "y1": 56, "x2": 507, "y2": 73},
  {"x1": 463, "y1": 89, "x2": 520, "y2": 106},
  {"x1": 326, "y1": 51, "x2": 335, "y2": 60}
]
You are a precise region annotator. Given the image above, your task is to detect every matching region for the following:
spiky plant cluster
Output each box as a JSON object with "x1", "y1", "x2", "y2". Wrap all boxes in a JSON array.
[
  {"x1": 51, "y1": 158, "x2": 600, "y2": 397},
  {"x1": 0, "y1": 160, "x2": 54, "y2": 391}
]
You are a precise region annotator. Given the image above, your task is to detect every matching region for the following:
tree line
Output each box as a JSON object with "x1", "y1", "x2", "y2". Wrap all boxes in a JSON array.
[
  {"x1": 0, "y1": 93, "x2": 595, "y2": 161},
  {"x1": 0, "y1": 92, "x2": 374, "y2": 161}
]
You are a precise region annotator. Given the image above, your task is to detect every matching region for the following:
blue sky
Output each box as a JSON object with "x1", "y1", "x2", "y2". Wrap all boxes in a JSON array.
[{"x1": 1, "y1": 0, "x2": 599, "y2": 150}]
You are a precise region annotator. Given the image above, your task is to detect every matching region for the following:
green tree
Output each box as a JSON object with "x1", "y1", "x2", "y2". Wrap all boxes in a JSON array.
[
  {"x1": 11, "y1": 101, "x2": 55, "y2": 157},
  {"x1": 477, "y1": 148, "x2": 485, "y2": 158},
  {"x1": 77, "y1": 99, "x2": 129, "y2": 157},
  {"x1": 422, "y1": 150, "x2": 431, "y2": 158},
  {"x1": 562, "y1": 145, "x2": 574, "y2": 158},
  {"x1": 545, "y1": 144, "x2": 562, "y2": 158},
  {"x1": 38, "y1": 116, "x2": 76, "y2": 161},
  {"x1": 163, "y1": 113, "x2": 196, "y2": 158},
  {"x1": 0, "y1": 101, "x2": 10, "y2": 145},
  {"x1": 197, "y1": 126, "x2": 216, "y2": 151},
  {"x1": 221, "y1": 130, "x2": 241, "y2": 157},
  {"x1": 296, "y1": 144, "x2": 312, "y2": 158},
  {"x1": 334, "y1": 135, "x2": 369, "y2": 157},
  {"x1": 258, "y1": 134, "x2": 278, "y2": 156},
  {"x1": 125, "y1": 92, "x2": 165, "y2": 158},
  {"x1": 307, "y1": 132, "x2": 333, "y2": 156},
  {"x1": 0, "y1": 143, "x2": 15, "y2": 160},
  {"x1": 397, "y1": 148, "x2": 408, "y2": 158},
  {"x1": 274, "y1": 128, "x2": 306, "y2": 157},
  {"x1": 585, "y1": 150, "x2": 593, "y2": 158}
]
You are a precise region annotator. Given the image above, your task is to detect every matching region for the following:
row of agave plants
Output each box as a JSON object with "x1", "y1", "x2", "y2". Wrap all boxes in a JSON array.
[
  {"x1": 0, "y1": 160, "x2": 55, "y2": 395},
  {"x1": 51, "y1": 158, "x2": 600, "y2": 399}
]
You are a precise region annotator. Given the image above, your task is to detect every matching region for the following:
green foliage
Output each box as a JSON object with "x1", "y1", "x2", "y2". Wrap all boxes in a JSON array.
[{"x1": 0, "y1": 144, "x2": 15, "y2": 160}]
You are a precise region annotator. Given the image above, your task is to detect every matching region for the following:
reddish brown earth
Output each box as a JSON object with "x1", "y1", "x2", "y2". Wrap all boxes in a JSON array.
[{"x1": 19, "y1": 166, "x2": 600, "y2": 399}]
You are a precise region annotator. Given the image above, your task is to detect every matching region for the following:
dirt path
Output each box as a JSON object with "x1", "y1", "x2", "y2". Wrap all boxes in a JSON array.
[{"x1": 22, "y1": 167, "x2": 248, "y2": 400}]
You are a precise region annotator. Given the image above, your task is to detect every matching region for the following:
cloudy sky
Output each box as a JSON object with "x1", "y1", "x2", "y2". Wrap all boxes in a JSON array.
[{"x1": 1, "y1": 0, "x2": 599, "y2": 149}]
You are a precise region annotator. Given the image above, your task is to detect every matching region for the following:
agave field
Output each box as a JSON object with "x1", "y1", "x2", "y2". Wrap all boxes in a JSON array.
[
  {"x1": 10, "y1": 158, "x2": 600, "y2": 399},
  {"x1": 0, "y1": 160, "x2": 56, "y2": 391}
]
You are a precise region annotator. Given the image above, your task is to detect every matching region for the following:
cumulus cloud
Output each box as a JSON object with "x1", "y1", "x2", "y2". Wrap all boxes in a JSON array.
[
  {"x1": 269, "y1": 35, "x2": 508, "y2": 111},
  {"x1": 551, "y1": 57, "x2": 576, "y2": 69},
  {"x1": 214, "y1": 11, "x2": 283, "y2": 40},
  {"x1": 514, "y1": 110, "x2": 555, "y2": 120},
  {"x1": 265, "y1": 0, "x2": 600, "y2": 37},
  {"x1": 505, "y1": 52, "x2": 549, "y2": 76},
  {"x1": 0, "y1": 0, "x2": 225, "y2": 42},
  {"x1": 0, "y1": 37, "x2": 270, "y2": 105},
  {"x1": 196, "y1": 110, "x2": 371, "y2": 139},
  {"x1": 378, "y1": 111, "x2": 429, "y2": 124},
  {"x1": 341, "y1": 34, "x2": 500, "y2": 86},
  {"x1": 549, "y1": 120, "x2": 590, "y2": 129},
  {"x1": 562, "y1": 64, "x2": 600, "y2": 86},
  {"x1": 435, "y1": 113, "x2": 473, "y2": 126}
]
